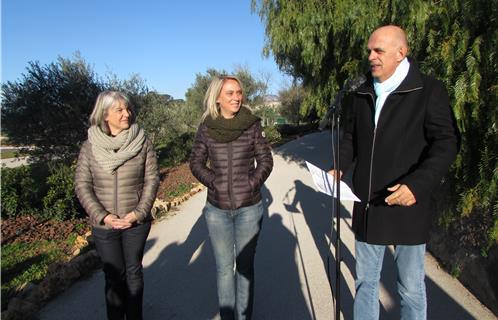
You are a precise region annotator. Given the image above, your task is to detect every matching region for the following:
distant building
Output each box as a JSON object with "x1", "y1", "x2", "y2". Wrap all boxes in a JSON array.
[{"x1": 261, "y1": 95, "x2": 281, "y2": 109}]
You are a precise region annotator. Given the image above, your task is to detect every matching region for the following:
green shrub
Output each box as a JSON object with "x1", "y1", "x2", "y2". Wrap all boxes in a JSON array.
[
  {"x1": 276, "y1": 122, "x2": 318, "y2": 136},
  {"x1": 1, "y1": 166, "x2": 43, "y2": 218},
  {"x1": 42, "y1": 163, "x2": 83, "y2": 221},
  {"x1": 157, "y1": 132, "x2": 195, "y2": 168},
  {"x1": 263, "y1": 125, "x2": 282, "y2": 144}
]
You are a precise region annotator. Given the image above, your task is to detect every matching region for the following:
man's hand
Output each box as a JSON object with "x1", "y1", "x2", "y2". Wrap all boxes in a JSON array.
[
  {"x1": 385, "y1": 184, "x2": 416, "y2": 206},
  {"x1": 327, "y1": 169, "x2": 343, "y2": 180},
  {"x1": 103, "y1": 214, "x2": 133, "y2": 230}
]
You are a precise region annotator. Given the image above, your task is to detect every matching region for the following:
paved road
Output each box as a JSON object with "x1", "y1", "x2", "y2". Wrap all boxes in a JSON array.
[{"x1": 38, "y1": 131, "x2": 496, "y2": 319}]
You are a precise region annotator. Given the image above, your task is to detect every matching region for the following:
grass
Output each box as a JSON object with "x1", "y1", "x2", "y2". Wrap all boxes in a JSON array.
[
  {"x1": 165, "y1": 183, "x2": 191, "y2": 200},
  {"x1": 1, "y1": 234, "x2": 78, "y2": 310},
  {"x1": 0, "y1": 150, "x2": 26, "y2": 160}
]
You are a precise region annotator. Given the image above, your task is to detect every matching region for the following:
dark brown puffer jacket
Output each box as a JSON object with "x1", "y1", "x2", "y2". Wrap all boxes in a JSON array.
[
  {"x1": 189, "y1": 121, "x2": 273, "y2": 210},
  {"x1": 75, "y1": 139, "x2": 159, "y2": 229}
]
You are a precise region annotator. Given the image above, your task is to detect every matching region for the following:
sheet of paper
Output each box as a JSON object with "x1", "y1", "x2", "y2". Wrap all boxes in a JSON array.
[{"x1": 305, "y1": 161, "x2": 361, "y2": 202}]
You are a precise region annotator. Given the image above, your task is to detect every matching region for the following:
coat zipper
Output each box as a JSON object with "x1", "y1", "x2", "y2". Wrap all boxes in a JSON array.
[
  {"x1": 357, "y1": 91, "x2": 377, "y2": 211},
  {"x1": 358, "y1": 86, "x2": 423, "y2": 236},
  {"x1": 357, "y1": 91, "x2": 377, "y2": 238},
  {"x1": 113, "y1": 169, "x2": 118, "y2": 216},
  {"x1": 228, "y1": 142, "x2": 235, "y2": 210}
]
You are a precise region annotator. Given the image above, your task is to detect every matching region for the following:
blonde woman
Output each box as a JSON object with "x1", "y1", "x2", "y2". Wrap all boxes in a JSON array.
[
  {"x1": 190, "y1": 76, "x2": 273, "y2": 320},
  {"x1": 75, "y1": 91, "x2": 159, "y2": 320}
]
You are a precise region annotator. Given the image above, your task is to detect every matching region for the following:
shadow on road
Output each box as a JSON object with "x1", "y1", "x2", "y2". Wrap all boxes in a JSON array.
[
  {"x1": 142, "y1": 214, "x2": 218, "y2": 319},
  {"x1": 253, "y1": 185, "x2": 313, "y2": 319}
]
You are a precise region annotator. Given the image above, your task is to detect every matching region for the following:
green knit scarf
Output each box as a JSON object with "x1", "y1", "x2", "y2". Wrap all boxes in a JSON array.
[{"x1": 204, "y1": 106, "x2": 260, "y2": 143}]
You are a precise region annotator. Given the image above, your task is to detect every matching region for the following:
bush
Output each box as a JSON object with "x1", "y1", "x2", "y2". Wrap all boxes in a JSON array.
[
  {"x1": 263, "y1": 125, "x2": 282, "y2": 144},
  {"x1": 1, "y1": 166, "x2": 44, "y2": 218},
  {"x1": 42, "y1": 163, "x2": 83, "y2": 221},
  {"x1": 156, "y1": 132, "x2": 195, "y2": 168},
  {"x1": 276, "y1": 122, "x2": 318, "y2": 136}
]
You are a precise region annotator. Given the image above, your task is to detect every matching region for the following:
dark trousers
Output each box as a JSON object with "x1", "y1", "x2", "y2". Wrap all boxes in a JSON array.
[{"x1": 92, "y1": 222, "x2": 151, "y2": 320}]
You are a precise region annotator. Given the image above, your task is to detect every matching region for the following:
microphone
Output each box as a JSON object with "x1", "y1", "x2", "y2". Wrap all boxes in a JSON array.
[
  {"x1": 343, "y1": 74, "x2": 367, "y2": 92},
  {"x1": 319, "y1": 75, "x2": 366, "y2": 130}
]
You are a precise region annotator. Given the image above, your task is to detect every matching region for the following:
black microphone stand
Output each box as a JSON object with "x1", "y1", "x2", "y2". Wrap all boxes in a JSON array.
[{"x1": 323, "y1": 88, "x2": 346, "y2": 320}]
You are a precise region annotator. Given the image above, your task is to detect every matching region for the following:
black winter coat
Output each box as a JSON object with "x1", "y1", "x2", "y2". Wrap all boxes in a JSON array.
[
  {"x1": 189, "y1": 121, "x2": 273, "y2": 210},
  {"x1": 340, "y1": 60, "x2": 459, "y2": 245}
]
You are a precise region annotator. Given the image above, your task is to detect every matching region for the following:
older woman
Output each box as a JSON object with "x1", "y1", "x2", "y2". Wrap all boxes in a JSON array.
[
  {"x1": 189, "y1": 76, "x2": 273, "y2": 320},
  {"x1": 75, "y1": 91, "x2": 159, "y2": 320}
]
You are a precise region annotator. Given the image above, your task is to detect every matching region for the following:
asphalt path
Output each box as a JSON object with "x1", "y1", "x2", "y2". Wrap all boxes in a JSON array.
[{"x1": 38, "y1": 131, "x2": 496, "y2": 319}]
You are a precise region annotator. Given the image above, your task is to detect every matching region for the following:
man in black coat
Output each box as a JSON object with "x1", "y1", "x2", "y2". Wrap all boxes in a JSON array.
[{"x1": 329, "y1": 25, "x2": 459, "y2": 320}]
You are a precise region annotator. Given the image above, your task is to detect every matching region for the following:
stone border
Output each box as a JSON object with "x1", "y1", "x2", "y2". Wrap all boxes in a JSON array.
[
  {"x1": 151, "y1": 183, "x2": 205, "y2": 221},
  {"x1": 2, "y1": 183, "x2": 206, "y2": 320}
]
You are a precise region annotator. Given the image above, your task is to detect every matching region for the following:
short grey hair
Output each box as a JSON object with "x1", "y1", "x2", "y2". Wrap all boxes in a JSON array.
[
  {"x1": 201, "y1": 75, "x2": 245, "y2": 121},
  {"x1": 89, "y1": 91, "x2": 135, "y2": 134}
]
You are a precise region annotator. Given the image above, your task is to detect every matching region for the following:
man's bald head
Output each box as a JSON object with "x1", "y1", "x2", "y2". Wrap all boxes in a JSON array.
[
  {"x1": 371, "y1": 25, "x2": 409, "y2": 51},
  {"x1": 367, "y1": 25, "x2": 409, "y2": 82}
]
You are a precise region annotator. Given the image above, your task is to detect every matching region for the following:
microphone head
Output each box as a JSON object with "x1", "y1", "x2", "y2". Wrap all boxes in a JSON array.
[{"x1": 345, "y1": 74, "x2": 367, "y2": 91}]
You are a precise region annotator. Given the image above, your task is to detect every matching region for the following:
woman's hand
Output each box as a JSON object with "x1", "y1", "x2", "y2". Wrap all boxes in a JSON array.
[
  {"x1": 103, "y1": 214, "x2": 133, "y2": 230},
  {"x1": 123, "y1": 211, "x2": 138, "y2": 224}
]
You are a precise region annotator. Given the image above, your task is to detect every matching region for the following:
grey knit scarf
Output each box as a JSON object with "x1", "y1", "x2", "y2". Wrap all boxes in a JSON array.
[{"x1": 88, "y1": 124, "x2": 145, "y2": 174}]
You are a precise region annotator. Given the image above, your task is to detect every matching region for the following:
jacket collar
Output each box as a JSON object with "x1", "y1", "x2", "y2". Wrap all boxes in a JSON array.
[{"x1": 357, "y1": 57, "x2": 424, "y2": 96}]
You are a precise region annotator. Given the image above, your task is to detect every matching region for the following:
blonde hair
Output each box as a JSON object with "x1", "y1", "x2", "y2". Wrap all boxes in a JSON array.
[
  {"x1": 201, "y1": 75, "x2": 245, "y2": 121},
  {"x1": 89, "y1": 91, "x2": 135, "y2": 134}
]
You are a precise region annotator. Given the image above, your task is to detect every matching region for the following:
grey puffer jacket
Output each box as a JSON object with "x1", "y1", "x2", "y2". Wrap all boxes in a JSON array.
[
  {"x1": 189, "y1": 121, "x2": 273, "y2": 210},
  {"x1": 75, "y1": 138, "x2": 159, "y2": 229}
]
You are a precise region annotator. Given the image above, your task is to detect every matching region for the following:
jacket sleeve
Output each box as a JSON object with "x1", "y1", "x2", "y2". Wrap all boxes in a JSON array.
[
  {"x1": 74, "y1": 142, "x2": 109, "y2": 226},
  {"x1": 133, "y1": 139, "x2": 160, "y2": 222},
  {"x1": 339, "y1": 95, "x2": 357, "y2": 173},
  {"x1": 400, "y1": 79, "x2": 460, "y2": 199},
  {"x1": 189, "y1": 124, "x2": 216, "y2": 187},
  {"x1": 251, "y1": 121, "x2": 273, "y2": 189}
]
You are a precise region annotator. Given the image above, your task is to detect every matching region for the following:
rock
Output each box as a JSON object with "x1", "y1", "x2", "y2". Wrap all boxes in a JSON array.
[{"x1": 74, "y1": 235, "x2": 88, "y2": 248}]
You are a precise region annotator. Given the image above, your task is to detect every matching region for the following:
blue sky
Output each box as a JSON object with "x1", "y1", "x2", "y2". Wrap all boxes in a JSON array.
[{"x1": 2, "y1": 0, "x2": 291, "y2": 99}]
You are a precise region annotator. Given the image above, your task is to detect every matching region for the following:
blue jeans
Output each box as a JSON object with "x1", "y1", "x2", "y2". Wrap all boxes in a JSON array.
[
  {"x1": 354, "y1": 240, "x2": 427, "y2": 320},
  {"x1": 203, "y1": 201, "x2": 264, "y2": 320}
]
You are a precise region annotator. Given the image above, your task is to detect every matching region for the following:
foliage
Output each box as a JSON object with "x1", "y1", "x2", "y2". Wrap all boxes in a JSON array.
[
  {"x1": 1, "y1": 165, "x2": 46, "y2": 218},
  {"x1": 1, "y1": 161, "x2": 83, "y2": 221},
  {"x1": 278, "y1": 84, "x2": 306, "y2": 124},
  {"x1": 156, "y1": 132, "x2": 196, "y2": 168},
  {"x1": 42, "y1": 162, "x2": 82, "y2": 221},
  {"x1": 136, "y1": 92, "x2": 177, "y2": 146},
  {"x1": 262, "y1": 125, "x2": 282, "y2": 144},
  {"x1": 1, "y1": 53, "x2": 103, "y2": 162},
  {"x1": 253, "y1": 104, "x2": 280, "y2": 127},
  {"x1": 253, "y1": 0, "x2": 498, "y2": 255}
]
